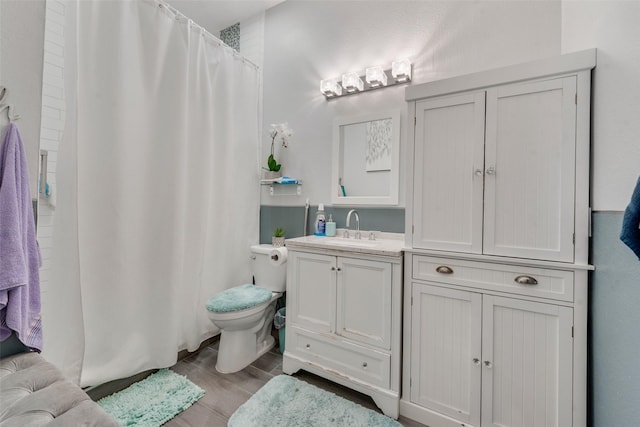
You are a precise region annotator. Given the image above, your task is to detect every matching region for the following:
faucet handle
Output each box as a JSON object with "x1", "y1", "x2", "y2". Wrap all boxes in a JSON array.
[
  {"x1": 368, "y1": 231, "x2": 378, "y2": 240},
  {"x1": 343, "y1": 229, "x2": 350, "y2": 239}
]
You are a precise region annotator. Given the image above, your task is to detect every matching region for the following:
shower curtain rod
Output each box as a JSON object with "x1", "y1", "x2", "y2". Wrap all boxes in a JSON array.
[{"x1": 155, "y1": 0, "x2": 260, "y2": 71}]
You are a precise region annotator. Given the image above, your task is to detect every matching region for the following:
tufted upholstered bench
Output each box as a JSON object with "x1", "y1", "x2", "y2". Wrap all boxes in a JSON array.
[{"x1": 0, "y1": 352, "x2": 118, "y2": 426}]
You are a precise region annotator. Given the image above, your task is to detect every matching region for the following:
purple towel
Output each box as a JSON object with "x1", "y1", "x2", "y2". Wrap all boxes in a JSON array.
[{"x1": 0, "y1": 123, "x2": 42, "y2": 351}]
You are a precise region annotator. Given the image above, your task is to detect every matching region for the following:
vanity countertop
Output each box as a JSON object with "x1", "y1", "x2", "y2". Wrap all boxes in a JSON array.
[{"x1": 285, "y1": 231, "x2": 405, "y2": 257}]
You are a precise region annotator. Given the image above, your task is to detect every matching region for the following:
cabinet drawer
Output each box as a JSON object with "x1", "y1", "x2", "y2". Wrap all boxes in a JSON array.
[
  {"x1": 289, "y1": 327, "x2": 390, "y2": 389},
  {"x1": 412, "y1": 255, "x2": 574, "y2": 302}
]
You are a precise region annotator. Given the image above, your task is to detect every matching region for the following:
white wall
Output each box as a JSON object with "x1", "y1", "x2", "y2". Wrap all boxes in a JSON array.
[
  {"x1": 261, "y1": 0, "x2": 561, "y2": 207},
  {"x1": 0, "y1": 0, "x2": 45, "y2": 199},
  {"x1": 561, "y1": 1, "x2": 640, "y2": 211}
]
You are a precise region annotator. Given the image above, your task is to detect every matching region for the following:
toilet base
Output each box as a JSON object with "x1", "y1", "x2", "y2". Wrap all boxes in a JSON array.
[
  {"x1": 210, "y1": 294, "x2": 279, "y2": 374},
  {"x1": 215, "y1": 333, "x2": 275, "y2": 374}
]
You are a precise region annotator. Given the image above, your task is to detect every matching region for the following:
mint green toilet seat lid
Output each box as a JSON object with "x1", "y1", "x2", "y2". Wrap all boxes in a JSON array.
[{"x1": 206, "y1": 284, "x2": 273, "y2": 313}]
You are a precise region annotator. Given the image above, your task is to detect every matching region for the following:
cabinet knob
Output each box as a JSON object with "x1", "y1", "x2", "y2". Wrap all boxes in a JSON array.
[
  {"x1": 362, "y1": 362, "x2": 368, "y2": 368},
  {"x1": 331, "y1": 267, "x2": 336, "y2": 271},
  {"x1": 472, "y1": 358, "x2": 481, "y2": 366},
  {"x1": 484, "y1": 360, "x2": 493, "y2": 368},
  {"x1": 435, "y1": 265, "x2": 454, "y2": 275},
  {"x1": 486, "y1": 166, "x2": 496, "y2": 176},
  {"x1": 514, "y1": 275, "x2": 538, "y2": 285},
  {"x1": 474, "y1": 169, "x2": 484, "y2": 177},
  {"x1": 305, "y1": 344, "x2": 311, "y2": 349}
]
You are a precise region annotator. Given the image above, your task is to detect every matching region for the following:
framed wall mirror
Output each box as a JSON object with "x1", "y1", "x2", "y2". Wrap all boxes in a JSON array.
[{"x1": 332, "y1": 110, "x2": 400, "y2": 205}]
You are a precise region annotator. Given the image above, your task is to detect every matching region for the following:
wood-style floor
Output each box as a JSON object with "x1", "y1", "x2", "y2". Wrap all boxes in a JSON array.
[{"x1": 156, "y1": 340, "x2": 427, "y2": 426}]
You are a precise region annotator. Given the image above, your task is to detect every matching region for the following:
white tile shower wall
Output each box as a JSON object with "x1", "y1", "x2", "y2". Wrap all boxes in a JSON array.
[
  {"x1": 240, "y1": 12, "x2": 265, "y2": 68},
  {"x1": 37, "y1": 0, "x2": 66, "y2": 293}
]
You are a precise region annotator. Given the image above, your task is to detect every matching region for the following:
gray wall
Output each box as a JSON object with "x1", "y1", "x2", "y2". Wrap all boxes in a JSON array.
[
  {"x1": 260, "y1": 205, "x2": 404, "y2": 244},
  {"x1": 590, "y1": 212, "x2": 640, "y2": 425}
]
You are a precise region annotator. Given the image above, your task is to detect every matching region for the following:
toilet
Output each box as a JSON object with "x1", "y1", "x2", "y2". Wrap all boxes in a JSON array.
[{"x1": 205, "y1": 244, "x2": 286, "y2": 373}]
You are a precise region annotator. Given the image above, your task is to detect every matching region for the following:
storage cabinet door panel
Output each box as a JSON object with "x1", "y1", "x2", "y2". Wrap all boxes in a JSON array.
[
  {"x1": 413, "y1": 92, "x2": 486, "y2": 253},
  {"x1": 410, "y1": 283, "x2": 482, "y2": 426},
  {"x1": 287, "y1": 252, "x2": 335, "y2": 333},
  {"x1": 336, "y1": 258, "x2": 392, "y2": 350},
  {"x1": 481, "y1": 295, "x2": 573, "y2": 427},
  {"x1": 484, "y1": 77, "x2": 577, "y2": 262}
]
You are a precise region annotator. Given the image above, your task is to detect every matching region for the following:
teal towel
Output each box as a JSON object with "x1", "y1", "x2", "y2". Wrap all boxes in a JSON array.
[{"x1": 620, "y1": 176, "x2": 640, "y2": 259}]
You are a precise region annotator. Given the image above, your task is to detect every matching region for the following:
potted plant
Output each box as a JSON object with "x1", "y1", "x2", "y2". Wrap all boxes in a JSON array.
[
  {"x1": 272, "y1": 227, "x2": 286, "y2": 247},
  {"x1": 264, "y1": 123, "x2": 293, "y2": 179}
]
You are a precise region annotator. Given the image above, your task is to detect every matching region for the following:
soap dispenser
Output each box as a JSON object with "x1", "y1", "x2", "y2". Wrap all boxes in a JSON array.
[
  {"x1": 325, "y1": 214, "x2": 336, "y2": 237},
  {"x1": 314, "y1": 204, "x2": 326, "y2": 236}
]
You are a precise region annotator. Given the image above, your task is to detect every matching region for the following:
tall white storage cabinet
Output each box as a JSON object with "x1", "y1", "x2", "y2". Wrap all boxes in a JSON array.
[{"x1": 402, "y1": 50, "x2": 595, "y2": 427}]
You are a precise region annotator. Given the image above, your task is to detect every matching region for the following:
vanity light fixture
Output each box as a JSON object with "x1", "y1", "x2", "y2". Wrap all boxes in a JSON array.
[
  {"x1": 320, "y1": 79, "x2": 343, "y2": 97},
  {"x1": 321, "y1": 59, "x2": 412, "y2": 99},
  {"x1": 365, "y1": 66, "x2": 387, "y2": 87},
  {"x1": 391, "y1": 59, "x2": 412, "y2": 82},
  {"x1": 341, "y1": 72, "x2": 364, "y2": 93}
]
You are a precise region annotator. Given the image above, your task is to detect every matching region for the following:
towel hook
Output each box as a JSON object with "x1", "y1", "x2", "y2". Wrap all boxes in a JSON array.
[{"x1": 0, "y1": 86, "x2": 21, "y2": 122}]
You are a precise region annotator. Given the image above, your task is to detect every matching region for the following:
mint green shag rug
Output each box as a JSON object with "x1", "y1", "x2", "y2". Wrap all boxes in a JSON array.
[
  {"x1": 228, "y1": 375, "x2": 402, "y2": 427},
  {"x1": 97, "y1": 369, "x2": 204, "y2": 427}
]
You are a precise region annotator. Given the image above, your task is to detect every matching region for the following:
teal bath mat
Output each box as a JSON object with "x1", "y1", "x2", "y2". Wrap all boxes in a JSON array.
[
  {"x1": 228, "y1": 375, "x2": 401, "y2": 427},
  {"x1": 98, "y1": 368, "x2": 204, "y2": 427}
]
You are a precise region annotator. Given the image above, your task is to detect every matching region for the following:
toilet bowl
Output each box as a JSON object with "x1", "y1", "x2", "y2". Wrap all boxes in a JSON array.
[{"x1": 205, "y1": 245, "x2": 286, "y2": 373}]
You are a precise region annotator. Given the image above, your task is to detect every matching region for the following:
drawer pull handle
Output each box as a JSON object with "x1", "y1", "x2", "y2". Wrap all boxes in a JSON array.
[
  {"x1": 436, "y1": 265, "x2": 454, "y2": 274},
  {"x1": 515, "y1": 275, "x2": 538, "y2": 285},
  {"x1": 362, "y1": 362, "x2": 368, "y2": 368}
]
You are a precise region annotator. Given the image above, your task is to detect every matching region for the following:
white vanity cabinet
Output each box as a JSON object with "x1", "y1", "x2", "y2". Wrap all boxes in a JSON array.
[
  {"x1": 283, "y1": 239, "x2": 403, "y2": 419},
  {"x1": 407, "y1": 262, "x2": 574, "y2": 427},
  {"x1": 402, "y1": 50, "x2": 595, "y2": 427}
]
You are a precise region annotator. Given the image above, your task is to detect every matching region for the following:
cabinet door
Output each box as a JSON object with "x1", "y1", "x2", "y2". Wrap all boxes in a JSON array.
[
  {"x1": 413, "y1": 92, "x2": 486, "y2": 253},
  {"x1": 484, "y1": 77, "x2": 577, "y2": 262},
  {"x1": 287, "y1": 251, "x2": 335, "y2": 333},
  {"x1": 481, "y1": 295, "x2": 573, "y2": 427},
  {"x1": 336, "y1": 257, "x2": 392, "y2": 349},
  {"x1": 410, "y1": 283, "x2": 482, "y2": 426}
]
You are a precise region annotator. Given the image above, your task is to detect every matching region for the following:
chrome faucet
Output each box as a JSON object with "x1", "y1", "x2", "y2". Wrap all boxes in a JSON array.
[{"x1": 345, "y1": 209, "x2": 361, "y2": 239}]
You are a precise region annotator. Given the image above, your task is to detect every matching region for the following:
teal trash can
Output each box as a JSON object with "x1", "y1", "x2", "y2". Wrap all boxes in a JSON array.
[{"x1": 274, "y1": 307, "x2": 286, "y2": 354}]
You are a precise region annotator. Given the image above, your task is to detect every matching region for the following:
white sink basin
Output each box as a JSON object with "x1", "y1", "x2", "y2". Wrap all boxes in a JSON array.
[
  {"x1": 308, "y1": 236, "x2": 384, "y2": 248},
  {"x1": 285, "y1": 232, "x2": 404, "y2": 256}
]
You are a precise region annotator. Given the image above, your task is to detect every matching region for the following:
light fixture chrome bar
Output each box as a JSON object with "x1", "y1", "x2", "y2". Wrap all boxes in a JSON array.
[{"x1": 321, "y1": 61, "x2": 412, "y2": 100}]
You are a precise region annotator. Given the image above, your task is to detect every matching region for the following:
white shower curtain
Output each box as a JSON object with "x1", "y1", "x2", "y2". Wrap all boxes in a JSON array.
[{"x1": 43, "y1": 0, "x2": 260, "y2": 387}]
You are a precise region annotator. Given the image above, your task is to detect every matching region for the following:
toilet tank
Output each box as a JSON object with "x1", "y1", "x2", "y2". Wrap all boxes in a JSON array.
[{"x1": 251, "y1": 244, "x2": 286, "y2": 292}]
